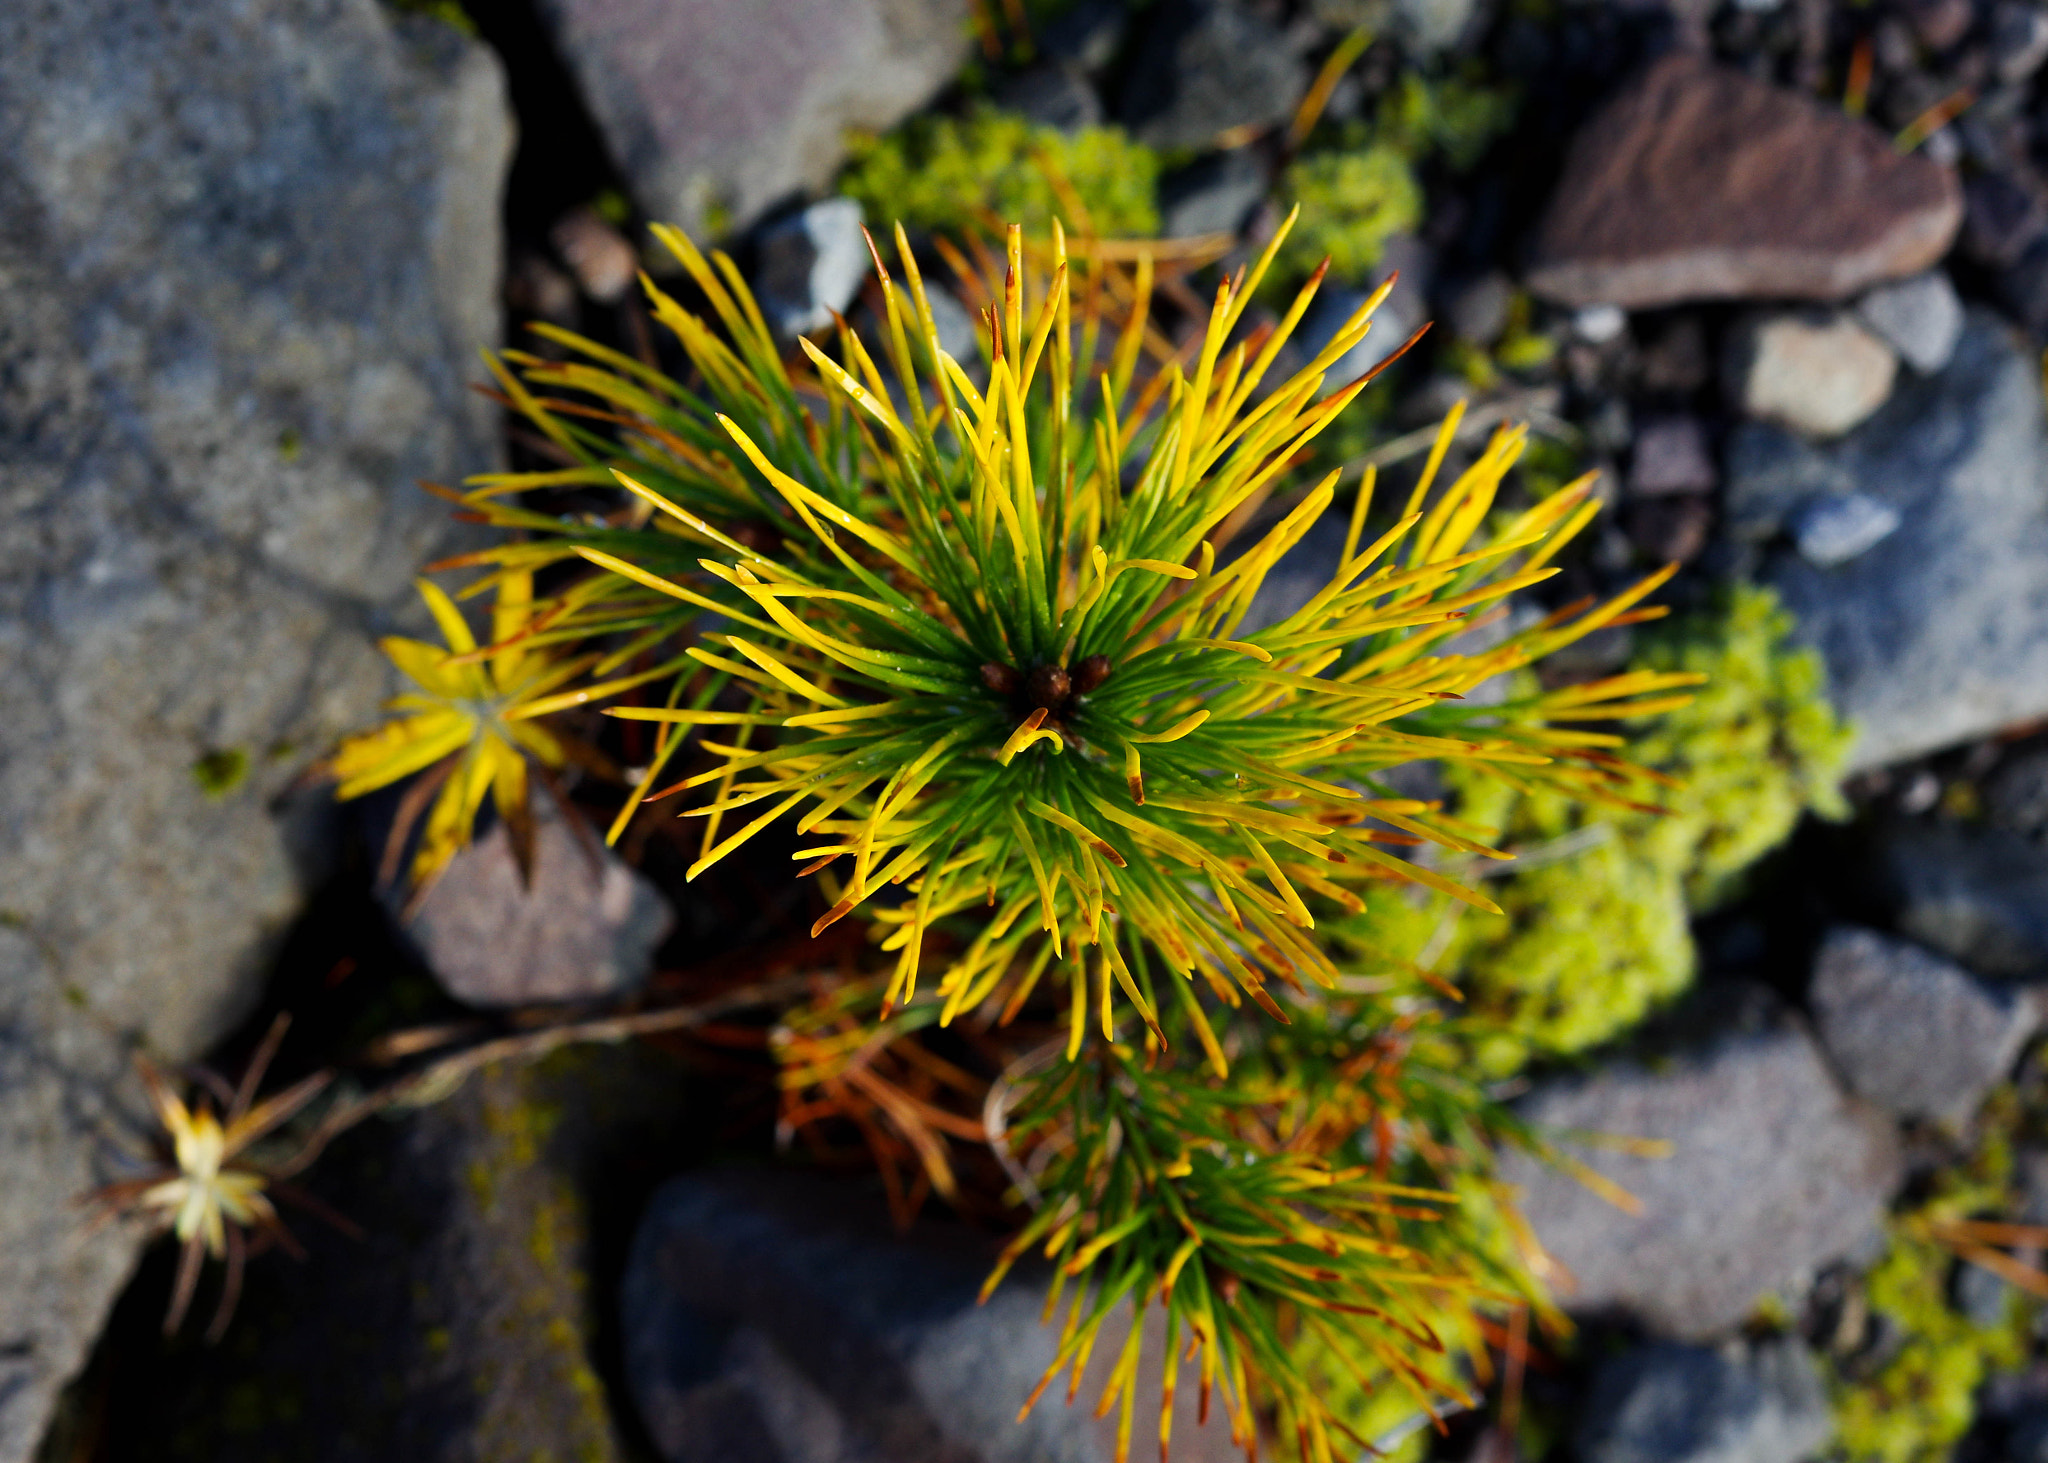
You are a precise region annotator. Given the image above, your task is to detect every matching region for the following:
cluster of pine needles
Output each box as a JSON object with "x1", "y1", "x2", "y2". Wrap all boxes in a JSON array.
[{"x1": 319, "y1": 209, "x2": 1707, "y2": 1460}]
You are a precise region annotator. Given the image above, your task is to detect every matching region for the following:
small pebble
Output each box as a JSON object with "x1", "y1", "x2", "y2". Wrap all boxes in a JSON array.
[
  {"x1": 1573, "y1": 303, "x2": 1628, "y2": 343},
  {"x1": 1792, "y1": 492, "x2": 1903, "y2": 566},
  {"x1": 1856, "y1": 271, "x2": 1964, "y2": 374},
  {"x1": 550, "y1": 206, "x2": 640, "y2": 305}
]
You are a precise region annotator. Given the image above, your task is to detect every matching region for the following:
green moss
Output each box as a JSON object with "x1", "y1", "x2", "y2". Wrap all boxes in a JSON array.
[
  {"x1": 1628, "y1": 583, "x2": 1853, "y2": 910},
  {"x1": 1271, "y1": 145, "x2": 1422, "y2": 286},
  {"x1": 191, "y1": 747, "x2": 250, "y2": 798},
  {"x1": 1372, "y1": 73, "x2": 1518, "y2": 175},
  {"x1": 840, "y1": 105, "x2": 1162, "y2": 240},
  {"x1": 1332, "y1": 585, "x2": 1849, "y2": 1075},
  {"x1": 1832, "y1": 1114, "x2": 2030, "y2": 1463}
]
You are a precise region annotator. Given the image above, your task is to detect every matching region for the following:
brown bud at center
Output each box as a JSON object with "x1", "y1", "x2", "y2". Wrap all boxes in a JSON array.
[{"x1": 1026, "y1": 665, "x2": 1071, "y2": 710}]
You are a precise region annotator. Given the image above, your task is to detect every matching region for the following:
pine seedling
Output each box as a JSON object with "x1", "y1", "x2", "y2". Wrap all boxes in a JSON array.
[{"x1": 332, "y1": 211, "x2": 1698, "y2": 1459}]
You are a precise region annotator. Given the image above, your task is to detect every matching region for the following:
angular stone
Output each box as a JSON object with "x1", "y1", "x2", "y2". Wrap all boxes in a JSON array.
[
  {"x1": 1499, "y1": 988, "x2": 1900, "y2": 1339},
  {"x1": 1809, "y1": 925, "x2": 2035, "y2": 1123},
  {"x1": 1527, "y1": 54, "x2": 1962, "y2": 309},
  {"x1": 1760, "y1": 312, "x2": 2048, "y2": 771},
  {"x1": 404, "y1": 797, "x2": 672, "y2": 1008},
  {"x1": 1576, "y1": 1338, "x2": 1832, "y2": 1463},
  {"x1": 1987, "y1": 747, "x2": 2048, "y2": 842},
  {"x1": 0, "y1": 2, "x2": 511, "y2": 1456},
  {"x1": 992, "y1": 63, "x2": 1104, "y2": 133},
  {"x1": 1790, "y1": 493, "x2": 1901, "y2": 567},
  {"x1": 1856, "y1": 270, "x2": 1965, "y2": 375},
  {"x1": 623, "y1": 1170, "x2": 1242, "y2": 1463},
  {"x1": 1873, "y1": 821, "x2": 2048, "y2": 979},
  {"x1": 752, "y1": 197, "x2": 871, "y2": 341},
  {"x1": 1724, "y1": 312, "x2": 1898, "y2": 440},
  {"x1": 1117, "y1": 0, "x2": 1308, "y2": 151},
  {"x1": 533, "y1": 0, "x2": 969, "y2": 237},
  {"x1": 1159, "y1": 148, "x2": 1268, "y2": 238}
]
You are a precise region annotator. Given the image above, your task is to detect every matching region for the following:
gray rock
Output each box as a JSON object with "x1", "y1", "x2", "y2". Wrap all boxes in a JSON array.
[
  {"x1": 993, "y1": 63, "x2": 1104, "y2": 133},
  {"x1": 1117, "y1": 0, "x2": 1308, "y2": 152},
  {"x1": 1992, "y1": 1, "x2": 2048, "y2": 83},
  {"x1": 1630, "y1": 414, "x2": 1718, "y2": 496},
  {"x1": 1761, "y1": 311, "x2": 2048, "y2": 770},
  {"x1": 1722, "y1": 423, "x2": 1857, "y2": 542},
  {"x1": 1576, "y1": 1338, "x2": 1833, "y2": 1463},
  {"x1": 404, "y1": 797, "x2": 672, "y2": 1008},
  {"x1": 1987, "y1": 747, "x2": 2048, "y2": 841},
  {"x1": 1809, "y1": 925, "x2": 2035, "y2": 1123},
  {"x1": 1874, "y1": 821, "x2": 2048, "y2": 978},
  {"x1": 1790, "y1": 493, "x2": 1901, "y2": 567},
  {"x1": 1964, "y1": 170, "x2": 2048, "y2": 270},
  {"x1": 1396, "y1": 0, "x2": 1479, "y2": 52},
  {"x1": 108, "y1": 1048, "x2": 689, "y2": 1461},
  {"x1": 1038, "y1": 0, "x2": 1129, "y2": 74},
  {"x1": 754, "y1": 198, "x2": 871, "y2": 340},
  {"x1": 0, "y1": 1, "x2": 511, "y2": 1456},
  {"x1": 1500, "y1": 990, "x2": 1901, "y2": 1339},
  {"x1": 533, "y1": 0, "x2": 968, "y2": 238},
  {"x1": 1724, "y1": 312, "x2": 1898, "y2": 439},
  {"x1": 1527, "y1": 55, "x2": 1962, "y2": 309},
  {"x1": 622, "y1": 1170, "x2": 1242, "y2": 1463},
  {"x1": 1159, "y1": 148, "x2": 1267, "y2": 238},
  {"x1": 1856, "y1": 270, "x2": 1965, "y2": 374}
]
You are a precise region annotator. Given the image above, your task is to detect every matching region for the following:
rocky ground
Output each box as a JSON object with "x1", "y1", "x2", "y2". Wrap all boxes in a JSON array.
[{"x1": 12, "y1": 0, "x2": 2048, "y2": 1460}]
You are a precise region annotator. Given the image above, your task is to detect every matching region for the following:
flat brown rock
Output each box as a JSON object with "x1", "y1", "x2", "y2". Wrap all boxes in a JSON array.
[{"x1": 1528, "y1": 53, "x2": 1962, "y2": 309}]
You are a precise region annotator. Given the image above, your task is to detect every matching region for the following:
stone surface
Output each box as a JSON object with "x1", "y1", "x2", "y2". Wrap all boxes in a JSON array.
[
  {"x1": 1963, "y1": 171, "x2": 2048, "y2": 268},
  {"x1": 1790, "y1": 492, "x2": 1901, "y2": 567},
  {"x1": 1159, "y1": 148, "x2": 1268, "y2": 238},
  {"x1": 1117, "y1": 0, "x2": 1308, "y2": 151},
  {"x1": 753, "y1": 197, "x2": 871, "y2": 340},
  {"x1": 533, "y1": 0, "x2": 968, "y2": 237},
  {"x1": 1576, "y1": 1338, "x2": 1833, "y2": 1463},
  {"x1": 95, "y1": 1048, "x2": 689, "y2": 1461},
  {"x1": 1724, "y1": 312, "x2": 1898, "y2": 439},
  {"x1": 1988, "y1": 747, "x2": 2048, "y2": 842},
  {"x1": 1873, "y1": 821, "x2": 2048, "y2": 978},
  {"x1": 623, "y1": 1170, "x2": 1242, "y2": 1463},
  {"x1": 992, "y1": 63, "x2": 1104, "y2": 133},
  {"x1": 0, "y1": 2, "x2": 510, "y2": 1457},
  {"x1": 1500, "y1": 988, "x2": 1900, "y2": 1339},
  {"x1": 1809, "y1": 925, "x2": 2035, "y2": 1123},
  {"x1": 1856, "y1": 270, "x2": 1965, "y2": 374},
  {"x1": 404, "y1": 797, "x2": 672, "y2": 1008},
  {"x1": 1759, "y1": 311, "x2": 2048, "y2": 771},
  {"x1": 1992, "y1": 0, "x2": 2048, "y2": 83},
  {"x1": 1527, "y1": 54, "x2": 1962, "y2": 309},
  {"x1": 1395, "y1": 0, "x2": 1480, "y2": 52},
  {"x1": 1629, "y1": 414, "x2": 1718, "y2": 496}
]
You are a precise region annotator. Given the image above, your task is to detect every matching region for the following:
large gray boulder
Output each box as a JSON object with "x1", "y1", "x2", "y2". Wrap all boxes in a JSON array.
[
  {"x1": 532, "y1": 0, "x2": 970, "y2": 237},
  {"x1": 1745, "y1": 311, "x2": 2048, "y2": 771},
  {"x1": 0, "y1": 2, "x2": 511, "y2": 1457},
  {"x1": 622, "y1": 1170, "x2": 1244, "y2": 1463},
  {"x1": 1500, "y1": 988, "x2": 1901, "y2": 1340}
]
